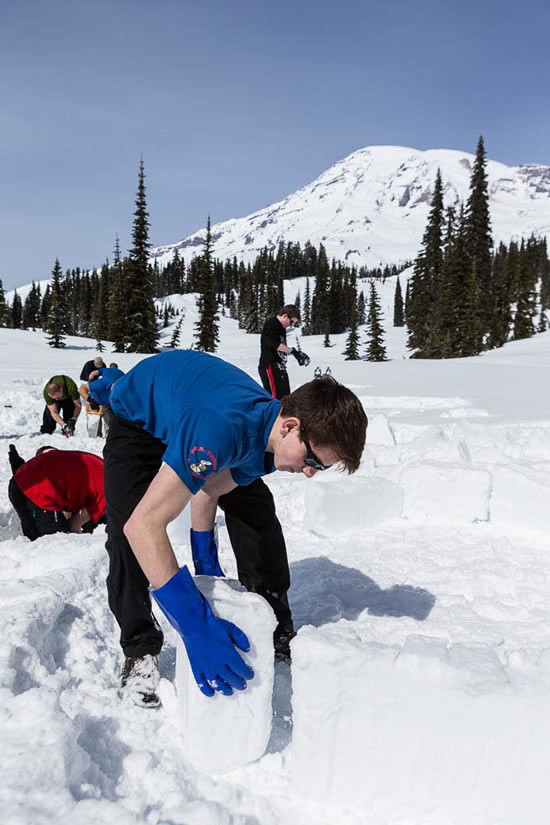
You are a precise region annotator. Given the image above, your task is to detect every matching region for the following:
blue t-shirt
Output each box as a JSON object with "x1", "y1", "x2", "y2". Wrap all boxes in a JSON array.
[
  {"x1": 89, "y1": 368, "x2": 125, "y2": 406},
  {"x1": 110, "y1": 351, "x2": 281, "y2": 494}
]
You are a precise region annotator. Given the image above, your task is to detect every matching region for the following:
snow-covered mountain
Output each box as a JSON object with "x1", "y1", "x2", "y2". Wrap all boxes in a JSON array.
[{"x1": 152, "y1": 145, "x2": 550, "y2": 270}]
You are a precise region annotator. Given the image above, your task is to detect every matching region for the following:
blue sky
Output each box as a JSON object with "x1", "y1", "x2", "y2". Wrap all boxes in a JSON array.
[{"x1": 1, "y1": 0, "x2": 549, "y2": 290}]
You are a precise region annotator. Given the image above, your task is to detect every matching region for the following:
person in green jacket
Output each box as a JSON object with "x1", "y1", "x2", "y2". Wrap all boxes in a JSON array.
[{"x1": 40, "y1": 375, "x2": 82, "y2": 436}]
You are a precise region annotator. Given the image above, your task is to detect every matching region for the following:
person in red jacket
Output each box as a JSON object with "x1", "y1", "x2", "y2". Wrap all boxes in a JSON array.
[{"x1": 8, "y1": 448, "x2": 106, "y2": 541}]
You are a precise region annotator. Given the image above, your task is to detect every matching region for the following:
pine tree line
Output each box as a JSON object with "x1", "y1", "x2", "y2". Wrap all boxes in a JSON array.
[
  {"x1": 406, "y1": 136, "x2": 550, "y2": 358},
  {"x1": 3, "y1": 138, "x2": 546, "y2": 360}
]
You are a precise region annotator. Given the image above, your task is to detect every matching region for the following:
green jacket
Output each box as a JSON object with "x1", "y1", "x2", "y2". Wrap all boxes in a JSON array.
[{"x1": 43, "y1": 375, "x2": 79, "y2": 405}]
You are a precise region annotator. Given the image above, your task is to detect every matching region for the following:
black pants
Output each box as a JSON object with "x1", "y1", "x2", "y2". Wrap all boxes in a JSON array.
[
  {"x1": 259, "y1": 361, "x2": 290, "y2": 400},
  {"x1": 104, "y1": 416, "x2": 292, "y2": 658},
  {"x1": 40, "y1": 398, "x2": 76, "y2": 434},
  {"x1": 8, "y1": 478, "x2": 70, "y2": 541}
]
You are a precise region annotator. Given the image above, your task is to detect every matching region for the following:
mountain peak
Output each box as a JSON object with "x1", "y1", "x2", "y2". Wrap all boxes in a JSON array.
[{"x1": 152, "y1": 145, "x2": 550, "y2": 270}]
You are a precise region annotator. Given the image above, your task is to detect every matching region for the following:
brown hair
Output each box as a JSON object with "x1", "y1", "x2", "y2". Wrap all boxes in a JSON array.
[
  {"x1": 280, "y1": 375, "x2": 368, "y2": 473},
  {"x1": 277, "y1": 304, "x2": 300, "y2": 322},
  {"x1": 35, "y1": 446, "x2": 58, "y2": 456}
]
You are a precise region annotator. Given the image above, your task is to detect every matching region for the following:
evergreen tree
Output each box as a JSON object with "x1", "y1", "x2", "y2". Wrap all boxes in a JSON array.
[
  {"x1": 46, "y1": 258, "x2": 67, "y2": 348},
  {"x1": 125, "y1": 158, "x2": 158, "y2": 352},
  {"x1": 11, "y1": 291, "x2": 23, "y2": 329},
  {"x1": 357, "y1": 290, "x2": 366, "y2": 325},
  {"x1": 311, "y1": 244, "x2": 330, "y2": 334},
  {"x1": 22, "y1": 281, "x2": 41, "y2": 330},
  {"x1": 343, "y1": 276, "x2": 360, "y2": 360},
  {"x1": 194, "y1": 216, "x2": 220, "y2": 351},
  {"x1": 92, "y1": 263, "x2": 110, "y2": 345},
  {"x1": 109, "y1": 236, "x2": 128, "y2": 353},
  {"x1": 465, "y1": 135, "x2": 493, "y2": 339},
  {"x1": 393, "y1": 276, "x2": 404, "y2": 326},
  {"x1": 456, "y1": 260, "x2": 483, "y2": 356},
  {"x1": 0, "y1": 278, "x2": 8, "y2": 327},
  {"x1": 365, "y1": 281, "x2": 387, "y2": 361},
  {"x1": 169, "y1": 315, "x2": 184, "y2": 348},
  {"x1": 487, "y1": 242, "x2": 513, "y2": 349},
  {"x1": 407, "y1": 169, "x2": 444, "y2": 356},
  {"x1": 513, "y1": 239, "x2": 538, "y2": 340},
  {"x1": 302, "y1": 277, "x2": 312, "y2": 334}
]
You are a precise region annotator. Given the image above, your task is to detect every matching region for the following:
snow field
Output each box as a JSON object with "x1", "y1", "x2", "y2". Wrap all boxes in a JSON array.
[
  {"x1": 291, "y1": 628, "x2": 550, "y2": 825},
  {"x1": 1, "y1": 309, "x2": 550, "y2": 824}
]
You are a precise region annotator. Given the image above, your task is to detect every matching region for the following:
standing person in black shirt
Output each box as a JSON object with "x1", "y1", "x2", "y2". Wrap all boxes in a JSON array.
[
  {"x1": 258, "y1": 305, "x2": 310, "y2": 399},
  {"x1": 80, "y1": 355, "x2": 105, "y2": 383}
]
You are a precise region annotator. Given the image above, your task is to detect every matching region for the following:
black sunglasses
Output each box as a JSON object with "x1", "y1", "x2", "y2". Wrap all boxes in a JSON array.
[{"x1": 301, "y1": 428, "x2": 333, "y2": 471}]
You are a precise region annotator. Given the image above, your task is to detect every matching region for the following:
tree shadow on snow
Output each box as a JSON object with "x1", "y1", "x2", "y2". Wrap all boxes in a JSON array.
[{"x1": 289, "y1": 556, "x2": 436, "y2": 630}]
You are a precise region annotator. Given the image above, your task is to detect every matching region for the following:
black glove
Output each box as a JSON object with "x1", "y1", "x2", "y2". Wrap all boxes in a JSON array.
[
  {"x1": 290, "y1": 348, "x2": 310, "y2": 367},
  {"x1": 62, "y1": 418, "x2": 77, "y2": 437},
  {"x1": 8, "y1": 444, "x2": 25, "y2": 474}
]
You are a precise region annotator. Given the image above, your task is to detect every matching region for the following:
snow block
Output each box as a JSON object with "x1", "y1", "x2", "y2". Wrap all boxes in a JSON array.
[
  {"x1": 175, "y1": 576, "x2": 277, "y2": 774},
  {"x1": 304, "y1": 476, "x2": 403, "y2": 536},
  {"x1": 366, "y1": 414, "x2": 396, "y2": 447},
  {"x1": 400, "y1": 461, "x2": 491, "y2": 522},
  {"x1": 491, "y1": 464, "x2": 550, "y2": 533},
  {"x1": 291, "y1": 627, "x2": 550, "y2": 825},
  {"x1": 400, "y1": 424, "x2": 472, "y2": 464}
]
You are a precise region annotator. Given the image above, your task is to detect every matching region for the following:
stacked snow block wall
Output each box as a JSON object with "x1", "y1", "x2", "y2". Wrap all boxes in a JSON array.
[
  {"x1": 304, "y1": 414, "x2": 550, "y2": 535},
  {"x1": 291, "y1": 627, "x2": 550, "y2": 825}
]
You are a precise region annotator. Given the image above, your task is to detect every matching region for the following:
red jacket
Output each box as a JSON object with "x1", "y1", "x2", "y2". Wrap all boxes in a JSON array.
[{"x1": 15, "y1": 450, "x2": 105, "y2": 523}]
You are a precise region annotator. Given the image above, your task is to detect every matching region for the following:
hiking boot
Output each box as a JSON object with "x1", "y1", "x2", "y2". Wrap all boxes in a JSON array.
[
  {"x1": 274, "y1": 623, "x2": 296, "y2": 663},
  {"x1": 120, "y1": 654, "x2": 160, "y2": 708}
]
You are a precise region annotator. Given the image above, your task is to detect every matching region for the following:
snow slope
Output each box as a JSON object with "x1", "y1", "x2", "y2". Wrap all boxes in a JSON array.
[
  {"x1": 152, "y1": 145, "x2": 550, "y2": 271},
  {"x1": 1, "y1": 301, "x2": 550, "y2": 824}
]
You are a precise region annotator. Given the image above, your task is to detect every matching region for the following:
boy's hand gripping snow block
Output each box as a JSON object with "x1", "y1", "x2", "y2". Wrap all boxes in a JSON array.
[
  {"x1": 190, "y1": 528, "x2": 224, "y2": 577},
  {"x1": 151, "y1": 566, "x2": 254, "y2": 697}
]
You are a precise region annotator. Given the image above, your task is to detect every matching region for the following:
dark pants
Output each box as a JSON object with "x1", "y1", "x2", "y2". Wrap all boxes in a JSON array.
[
  {"x1": 104, "y1": 416, "x2": 292, "y2": 658},
  {"x1": 40, "y1": 398, "x2": 76, "y2": 434},
  {"x1": 8, "y1": 478, "x2": 70, "y2": 541},
  {"x1": 259, "y1": 362, "x2": 290, "y2": 400}
]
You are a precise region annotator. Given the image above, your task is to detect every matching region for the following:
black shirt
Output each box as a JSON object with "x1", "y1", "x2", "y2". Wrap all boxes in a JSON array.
[
  {"x1": 80, "y1": 360, "x2": 97, "y2": 381},
  {"x1": 259, "y1": 316, "x2": 288, "y2": 369}
]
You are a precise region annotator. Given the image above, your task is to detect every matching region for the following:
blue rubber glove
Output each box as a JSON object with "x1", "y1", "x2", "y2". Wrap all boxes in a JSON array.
[
  {"x1": 190, "y1": 528, "x2": 224, "y2": 577},
  {"x1": 151, "y1": 566, "x2": 254, "y2": 697}
]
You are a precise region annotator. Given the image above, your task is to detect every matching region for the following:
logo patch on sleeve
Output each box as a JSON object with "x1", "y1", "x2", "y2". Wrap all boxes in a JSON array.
[{"x1": 188, "y1": 446, "x2": 218, "y2": 479}]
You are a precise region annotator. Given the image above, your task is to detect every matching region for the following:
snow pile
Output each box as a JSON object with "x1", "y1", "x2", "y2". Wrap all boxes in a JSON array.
[{"x1": 175, "y1": 576, "x2": 277, "y2": 774}]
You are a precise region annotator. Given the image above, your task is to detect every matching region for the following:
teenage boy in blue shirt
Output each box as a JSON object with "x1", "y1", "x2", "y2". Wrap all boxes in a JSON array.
[{"x1": 104, "y1": 350, "x2": 367, "y2": 707}]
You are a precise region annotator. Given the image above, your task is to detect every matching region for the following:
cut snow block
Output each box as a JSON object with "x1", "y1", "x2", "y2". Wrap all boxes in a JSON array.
[
  {"x1": 491, "y1": 464, "x2": 550, "y2": 533},
  {"x1": 304, "y1": 476, "x2": 403, "y2": 537},
  {"x1": 176, "y1": 576, "x2": 277, "y2": 774},
  {"x1": 291, "y1": 627, "x2": 550, "y2": 825},
  {"x1": 400, "y1": 461, "x2": 491, "y2": 522},
  {"x1": 366, "y1": 414, "x2": 396, "y2": 447}
]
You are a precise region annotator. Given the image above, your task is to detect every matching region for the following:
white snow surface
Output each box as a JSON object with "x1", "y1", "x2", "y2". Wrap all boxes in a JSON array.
[
  {"x1": 151, "y1": 145, "x2": 550, "y2": 271},
  {"x1": 1, "y1": 295, "x2": 550, "y2": 824}
]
